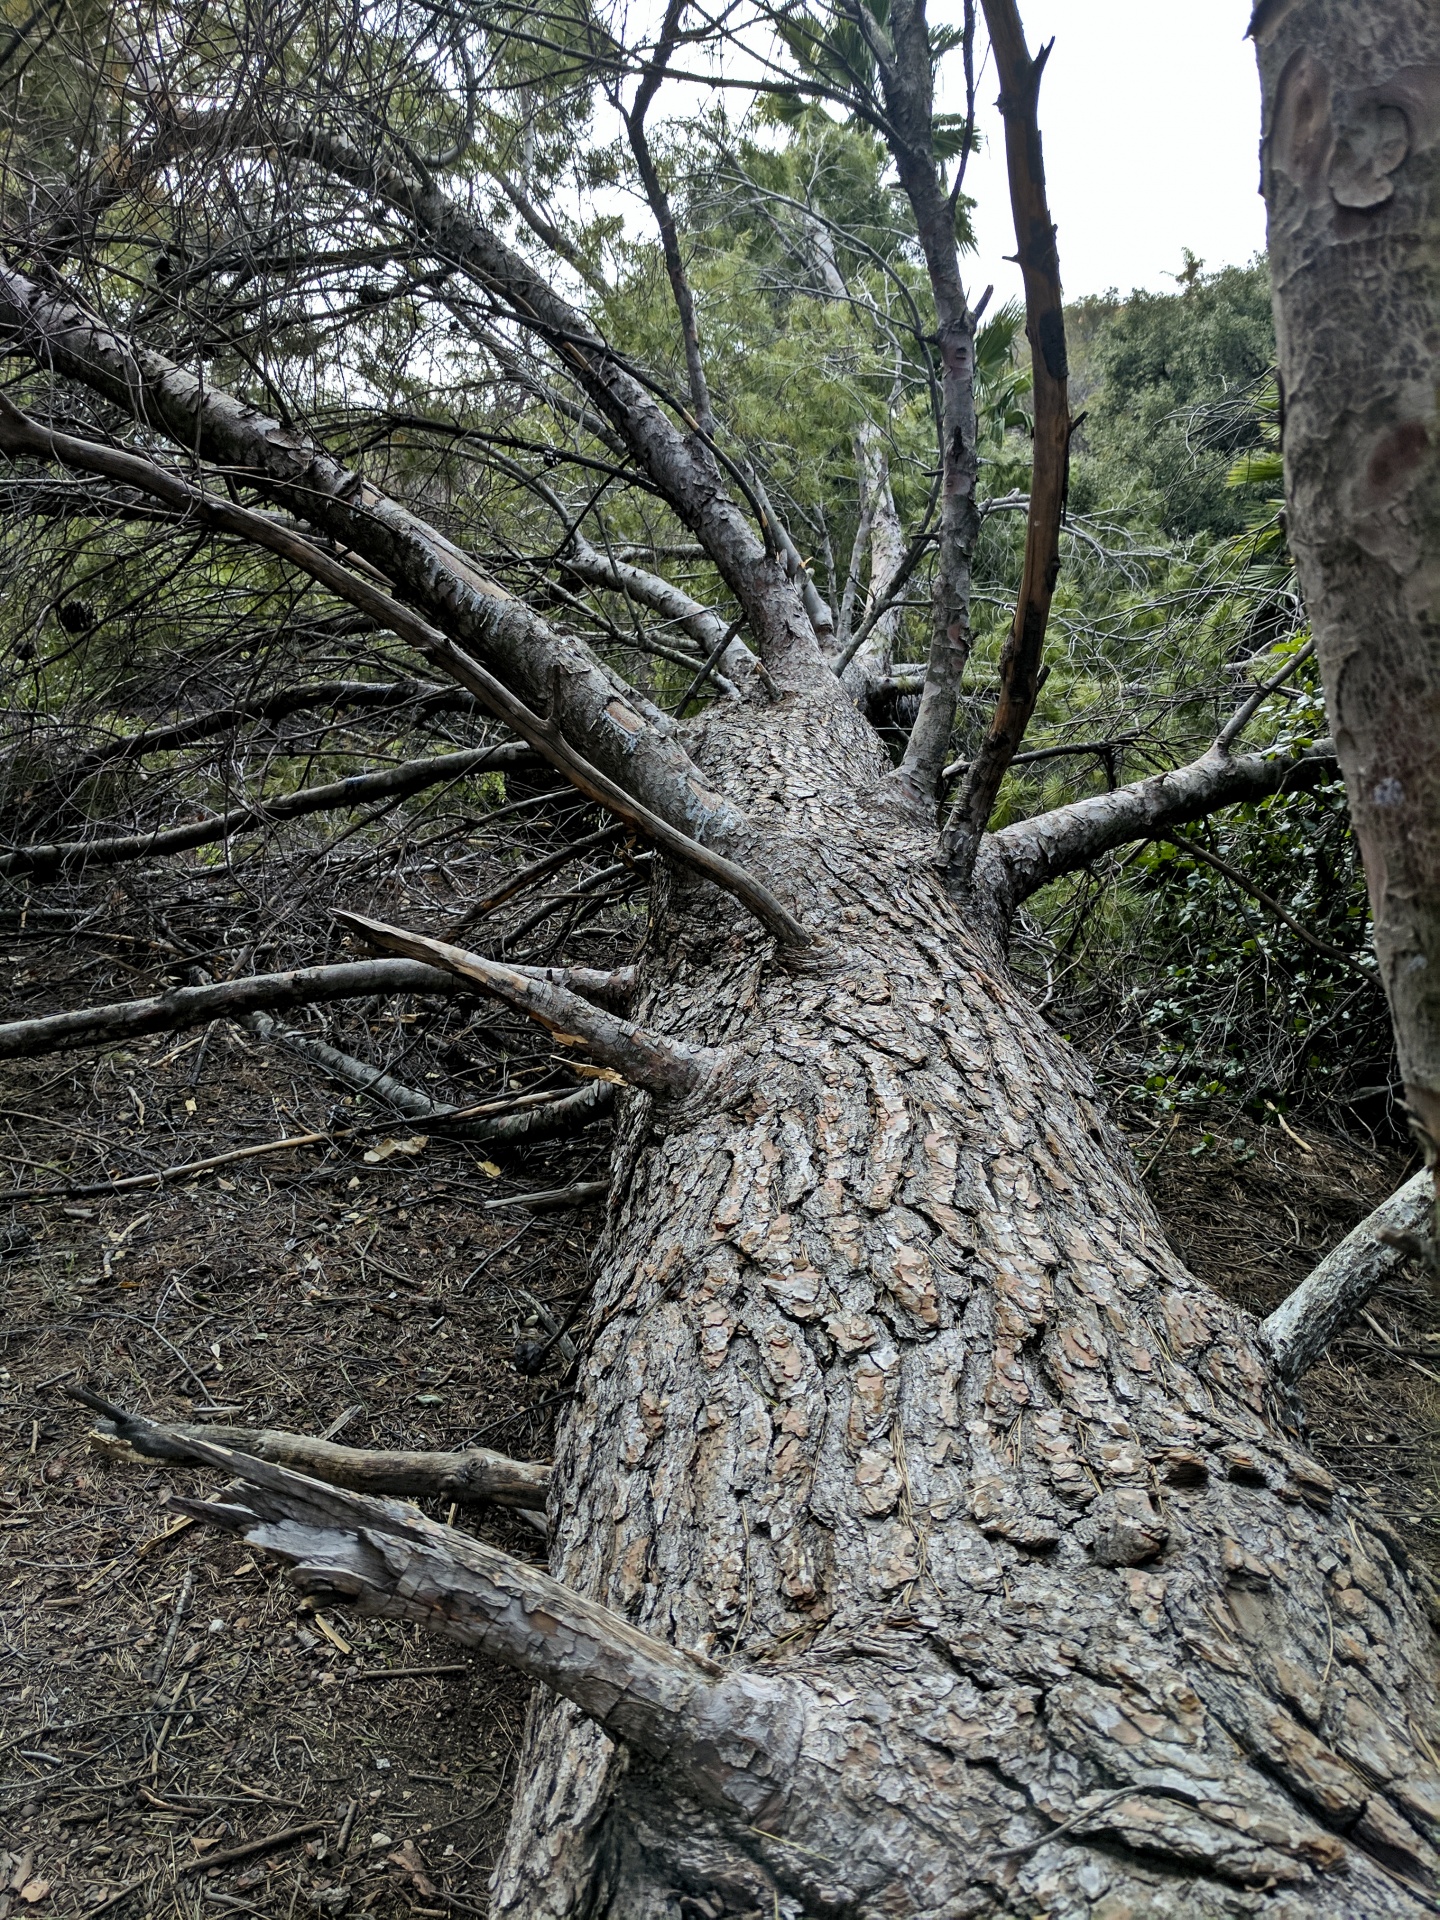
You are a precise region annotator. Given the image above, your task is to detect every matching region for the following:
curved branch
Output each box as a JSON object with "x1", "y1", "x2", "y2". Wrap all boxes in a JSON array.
[{"x1": 978, "y1": 741, "x2": 1341, "y2": 914}]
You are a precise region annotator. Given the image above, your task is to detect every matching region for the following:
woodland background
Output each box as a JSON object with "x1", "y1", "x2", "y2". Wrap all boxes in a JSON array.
[{"x1": 0, "y1": 29, "x2": 1433, "y2": 1914}]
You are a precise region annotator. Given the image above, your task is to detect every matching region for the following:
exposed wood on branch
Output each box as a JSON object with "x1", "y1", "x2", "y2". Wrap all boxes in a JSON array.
[
  {"x1": 946, "y1": 7, "x2": 1069, "y2": 881},
  {"x1": 979, "y1": 740, "x2": 1340, "y2": 913},
  {"x1": 1263, "y1": 1171, "x2": 1435, "y2": 1381},
  {"x1": 74, "y1": 1386, "x2": 550, "y2": 1509},
  {"x1": 73, "y1": 1403, "x2": 803, "y2": 1825},
  {"x1": 0, "y1": 741, "x2": 532, "y2": 879},
  {"x1": 338, "y1": 911, "x2": 722, "y2": 1100},
  {"x1": 0, "y1": 395, "x2": 813, "y2": 949}
]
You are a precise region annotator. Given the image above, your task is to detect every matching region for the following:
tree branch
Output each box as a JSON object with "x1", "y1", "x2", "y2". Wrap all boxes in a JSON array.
[
  {"x1": 977, "y1": 741, "x2": 1341, "y2": 914},
  {"x1": 0, "y1": 741, "x2": 532, "y2": 879},
  {"x1": 0, "y1": 267, "x2": 752, "y2": 840},
  {"x1": 65, "y1": 1398, "x2": 803, "y2": 1823},
  {"x1": 75, "y1": 1386, "x2": 550, "y2": 1511},
  {"x1": 946, "y1": 11, "x2": 1068, "y2": 881},
  {"x1": 625, "y1": 0, "x2": 716, "y2": 437},
  {"x1": 0, "y1": 959, "x2": 462, "y2": 1059},
  {"x1": 0, "y1": 398, "x2": 812, "y2": 949},
  {"x1": 1263, "y1": 1171, "x2": 1435, "y2": 1381},
  {"x1": 56, "y1": 679, "x2": 492, "y2": 771},
  {"x1": 338, "y1": 910, "x2": 724, "y2": 1100},
  {"x1": 278, "y1": 123, "x2": 831, "y2": 685}
]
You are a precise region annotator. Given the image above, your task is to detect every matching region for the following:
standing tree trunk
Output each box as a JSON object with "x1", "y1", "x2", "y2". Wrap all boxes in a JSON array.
[
  {"x1": 490, "y1": 688, "x2": 1440, "y2": 1918},
  {"x1": 1254, "y1": 0, "x2": 1440, "y2": 1176}
]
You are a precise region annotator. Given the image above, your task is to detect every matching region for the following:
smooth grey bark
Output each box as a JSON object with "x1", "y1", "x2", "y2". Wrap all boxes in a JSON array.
[
  {"x1": 979, "y1": 738, "x2": 1341, "y2": 916},
  {"x1": 1254, "y1": 0, "x2": 1440, "y2": 1167},
  {"x1": 1263, "y1": 1169, "x2": 1433, "y2": 1381}
]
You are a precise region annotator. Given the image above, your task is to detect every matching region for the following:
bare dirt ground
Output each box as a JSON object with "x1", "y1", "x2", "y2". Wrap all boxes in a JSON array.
[{"x1": 2, "y1": 973, "x2": 1435, "y2": 1920}]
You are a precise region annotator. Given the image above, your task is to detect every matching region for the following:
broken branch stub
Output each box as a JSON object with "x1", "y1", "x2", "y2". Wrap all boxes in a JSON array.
[
  {"x1": 336, "y1": 911, "x2": 722, "y2": 1101},
  {"x1": 84, "y1": 1404, "x2": 802, "y2": 1826},
  {"x1": 1263, "y1": 1170, "x2": 1436, "y2": 1381}
]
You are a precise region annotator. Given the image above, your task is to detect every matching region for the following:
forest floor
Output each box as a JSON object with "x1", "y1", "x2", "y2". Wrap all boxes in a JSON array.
[{"x1": 2, "y1": 991, "x2": 1437, "y2": 1919}]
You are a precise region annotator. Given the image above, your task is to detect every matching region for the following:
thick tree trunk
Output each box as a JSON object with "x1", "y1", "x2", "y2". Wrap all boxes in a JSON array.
[
  {"x1": 1254, "y1": 0, "x2": 1440, "y2": 1165},
  {"x1": 489, "y1": 690, "x2": 1440, "y2": 1917}
]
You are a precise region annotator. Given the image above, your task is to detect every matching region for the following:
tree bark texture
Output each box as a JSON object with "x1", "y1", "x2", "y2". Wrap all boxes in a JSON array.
[
  {"x1": 487, "y1": 688, "x2": 1440, "y2": 1918},
  {"x1": 1255, "y1": 0, "x2": 1440, "y2": 1162}
]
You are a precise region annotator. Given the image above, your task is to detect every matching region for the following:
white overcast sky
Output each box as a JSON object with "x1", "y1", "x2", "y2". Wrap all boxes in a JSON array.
[{"x1": 957, "y1": 0, "x2": 1267, "y2": 305}]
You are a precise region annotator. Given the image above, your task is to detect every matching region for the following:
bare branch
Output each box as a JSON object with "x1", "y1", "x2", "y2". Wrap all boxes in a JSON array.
[
  {"x1": 0, "y1": 269, "x2": 751, "y2": 843},
  {"x1": 0, "y1": 398, "x2": 812, "y2": 948},
  {"x1": 978, "y1": 741, "x2": 1341, "y2": 913},
  {"x1": 625, "y1": 0, "x2": 716, "y2": 437},
  {"x1": 0, "y1": 959, "x2": 461, "y2": 1059},
  {"x1": 1214, "y1": 638, "x2": 1316, "y2": 755},
  {"x1": 76, "y1": 1386, "x2": 550, "y2": 1511},
  {"x1": 57, "y1": 678, "x2": 491, "y2": 770},
  {"x1": 0, "y1": 741, "x2": 531, "y2": 879},
  {"x1": 1263, "y1": 1172, "x2": 1435, "y2": 1381},
  {"x1": 77, "y1": 1405, "x2": 801, "y2": 1822},
  {"x1": 946, "y1": 10, "x2": 1069, "y2": 881},
  {"x1": 338, "y1": 911, "x2": 724, "y2": 1099}
]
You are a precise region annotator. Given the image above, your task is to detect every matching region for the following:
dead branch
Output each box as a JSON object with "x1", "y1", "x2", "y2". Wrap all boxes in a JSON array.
[
  {"x1": 979, "y1": 740, "x2": 1340, "y2": 913},
  {"x1": 0, "y1": 958, "x2": 461, "y2": 1059},
  {"x1": 75, "y1": 1405, "x2": 802, "y2": 1822},
  {"x1": 338, "y1": 911, "x2": 721, "y2": 1099},
  {"x1": 0, "y1": 268, "x2": 764, "y2": 851},
  {"x1": 1263, "y1": 1171, "x2": 1436, "y2": 1382},
  {"x1": 0, "y1": 395, "x2": 813, "y2": 949},
  {"x1": 946, "y1": 9, "x2": 1069, "y2": 881},
  {"x1": 0, "y1": 741, "x2": 533, "y2": 879},
  {"x1": 5, "y1": 1085, "x2": 614, "y2": 1202},
  {"x1": 58, "y1": 678, "x2": 490, "y2": 771},
  {"x1": 74, "y1": 1386, "x2": 550, "y2": 1510},
  {"x1": 0, "y1": 958, "x2": 638, "y2": 1063}
]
